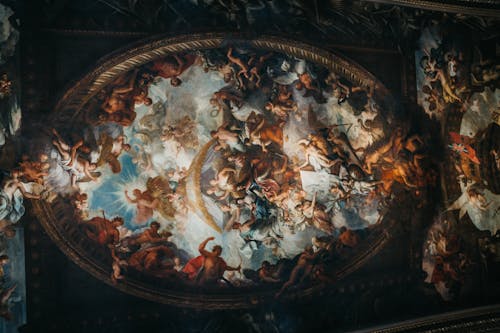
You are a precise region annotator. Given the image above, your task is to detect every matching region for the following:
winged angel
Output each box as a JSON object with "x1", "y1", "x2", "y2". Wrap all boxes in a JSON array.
[
  {"x1": 125, "y1": 175, "x2": 186, "y2": 224},
  {"x1": 447, "y1": 183, "x2": 500, "y2": 234}
]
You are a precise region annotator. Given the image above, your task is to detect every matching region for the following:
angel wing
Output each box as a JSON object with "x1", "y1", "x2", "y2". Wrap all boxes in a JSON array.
[
  {"x1": 146, "y1": 176, "x2": 176, "y2": 219},
  {"x1": 446, "y1": 191, "x2": 469, "y2": 219},
  {"x1": 96, "y1": 133, "x2": 115, "y2": 167}
]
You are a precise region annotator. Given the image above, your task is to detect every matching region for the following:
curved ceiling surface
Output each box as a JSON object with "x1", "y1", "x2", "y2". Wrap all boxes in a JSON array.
[{"x1": 28, "y1": 35, "x2": 438, "y2": 307}]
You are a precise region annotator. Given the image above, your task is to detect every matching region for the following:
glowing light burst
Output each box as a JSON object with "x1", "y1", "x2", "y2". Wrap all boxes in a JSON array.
[{"x1": 111, "y1": 168, "x2": 147, "y2": 224}]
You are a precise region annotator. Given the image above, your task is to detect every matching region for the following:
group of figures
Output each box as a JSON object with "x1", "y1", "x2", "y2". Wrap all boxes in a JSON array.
[
  {"x1": 21, "y1": 44, "x2": 435, "y2": 297},
  {"x1": 418, "y1": 28, "x2": 500, "y2": 300},
  {"x1": 0, "y1": 3, "x2": 28, "y2": 327},
  {"x1": 0, "y1": 152, "x2": 49, "y2": 323}
]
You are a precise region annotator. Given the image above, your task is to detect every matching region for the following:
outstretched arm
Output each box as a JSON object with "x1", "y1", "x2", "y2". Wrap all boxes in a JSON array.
[
  {"x1": 83, "y1": 162, "x2": 98, "y2": 181},
  {"x1": 16, "y1": 182, "x2": 40, "y2": 200},
  {"x1": 124, "y1": 190, "x2": 137, "y2": 204},
  {"x1": 299, "y1": 152, "x2": 310, "y2": 169},
  {"x1": 227, "y1": 48, "x2": 249, "y2": 73},
  {"x1": 199, "y1": 237, "x2": 214, "y2": 256},
  {"x1": 142, "y1": 198, "x2": 159, "y2": 209},
  {"x1": 68, "y1": 140, "x2": 83, "y2": 167}
]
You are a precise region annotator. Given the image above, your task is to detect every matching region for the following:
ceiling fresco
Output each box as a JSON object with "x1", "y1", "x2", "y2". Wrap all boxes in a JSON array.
[
  {"x1": 0, "y1": 0, "x2": 498, "y2": 331},
  {"x1": 9, "y1": 35, "x2": 438, "y2": 306},
  {"x1": 416, "y1": 26, "x2": 500, "y2": 302},
  {"x1": 0, "y1": 3, "x2": 26, "y2": 332}
]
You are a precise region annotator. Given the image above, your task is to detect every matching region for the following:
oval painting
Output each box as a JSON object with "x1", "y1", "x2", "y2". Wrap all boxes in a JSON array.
[{"x1": 28, "y1": 35, "x2": 433, "y2": 307}]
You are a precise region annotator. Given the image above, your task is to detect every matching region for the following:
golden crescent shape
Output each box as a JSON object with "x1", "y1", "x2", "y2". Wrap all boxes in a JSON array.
[{"x1": 184, "y1": 139, "x2": 222, "y2": 233}]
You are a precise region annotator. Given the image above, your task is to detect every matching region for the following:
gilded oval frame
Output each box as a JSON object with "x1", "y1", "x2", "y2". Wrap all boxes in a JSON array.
[{"x1": 34, "y1": 33, "x2": 395, "y2": 308}]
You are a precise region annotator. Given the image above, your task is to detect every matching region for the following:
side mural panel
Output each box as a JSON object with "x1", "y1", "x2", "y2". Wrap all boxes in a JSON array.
[
  {"x1": 0, "y1": 3, "x2": 26, "y2": 332},
  {"x1": 417, "y1": 24, "x2": 500, "y2": 301}
]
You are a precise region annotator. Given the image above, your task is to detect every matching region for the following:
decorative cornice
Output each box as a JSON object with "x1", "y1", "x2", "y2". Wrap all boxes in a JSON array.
[
  {"x1": 54, "y1": 33, "x2": 389, "y2": 119},
  {"x1": 365, "y1": 0, "x2": 500, "y2": 17},
  {"x1": 352, "y1": 304, "x2": 500, "y2": 332}
]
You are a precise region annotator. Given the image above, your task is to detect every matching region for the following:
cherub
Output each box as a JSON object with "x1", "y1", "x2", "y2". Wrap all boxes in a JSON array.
[
  {"x1": 226, "y1": 152, "x2": 252, "y2": 188},
  {"x1": 275, "y1": 245, "x2": 318, "y2": 297},
  {"x1": 150, "y1": 54, "x2": 198, "y2": 86},
  {"x1": 298, "y1": 139, "x2": 338, "y2": 172},
  {"x1": 227, "y1": 47, "x2": 251, "y2": 88},
  {"x1": 0, "y1": 169, "x2": 41, "y2": 225},
  {"x1": 101, "y1": 70, "x2": 138, "y2": 115},
  {"x1": 221, "y1": 202, "x2": 241, "y2": 231},
  {"x1": 247, "y1": 52, "x2": 273, "y2": 87},
  {"x1": 97, "y1": 133, "x2": 131, "y2": 173},
  {"x1": 420, "y1": 50, "x2": 438, "y2": 75},
  {"x1": 210, "y1": 123, "x2": 243, "y2": 152},
  {"x1": 72, "y1": 192, "x2": 89, "y2": 219},
  {"x1": 428, "y1": 68, "x2": 463, "y2": 104},
  {"x1": 325, "y1": 72, "x2": 350, "y2": 103},
  {"x1": 295, "y1": 72, "x2": 326, "y2": 103},
  {"x1": 245, "y1": 112, "x2": 283, "y2": 153},
  {"x1": 301, "y1": 193, "x2": 334, "y2": 234},
  {"x1": 295, "y1": 72, "x2": 318, "y2": 93},
  {"x1": 210, "y1": 89, "x2": 244, "y2": 116},
  {"x1": 166, "y1": 167, "x2": 187, "y2": 192},
  {"x1": 275, "y1": 84, "x2": 296, "y2": 106},
  {"x1": 265, "y1": 100, "x2": 297, "y2": 121},
  {"x1": 363, "y1": 127, "x2": 405, "y2": 174},
  {"x1": 97, "y1": 110, "x2": 136, "y2": 127},
  {"x1": 467, "y1": 187, "x2": 491, "y2": 211},
  {"x1": 124, "y1": 189, "x2": 159, "y2": 224},
  {"x1": 166, "y1": 192, "x2": 189, "y2": 215},
  {"x1": 18, "y1": 154, "x2": 50, "y2": 184},
  {"x1": 216, "y1": 61, "x2": 237, "y2": 84},
  {"x1": 110, "y1": 247, "x2": 128, "y2": 284},
  {"x1": 422, "y1": 85, "x2": 446, "y2": 113},
  {"x1": 51, "y1": 129, "x2": 99, "y2": 188},
  {"x1": 132, "y1": 88, "x2": 152, "y2": 106},
  {"x1": 208, "y1": 167, "x2": 245, "y2": 201}
]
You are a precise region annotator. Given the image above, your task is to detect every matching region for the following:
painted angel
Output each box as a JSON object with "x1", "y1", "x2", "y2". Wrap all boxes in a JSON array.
[{"x1": 447, "y1": 184, "x2": 500, "y2": 234}]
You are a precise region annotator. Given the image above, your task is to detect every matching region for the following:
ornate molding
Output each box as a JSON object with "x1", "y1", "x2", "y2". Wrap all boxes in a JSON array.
[
  {"x1": 55, "y1": 33, "x2": 388, "y2": 119},
  {"x1": 365, "y1": 0, "x2": 500, "y2": 17},
  {"x1": 357, "y1": 304, "x2": 500, "y2": 332}
]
